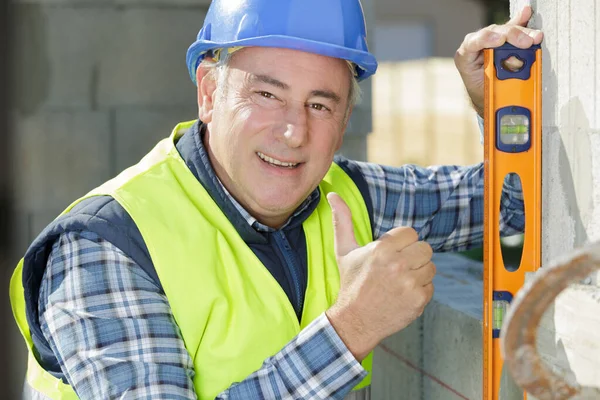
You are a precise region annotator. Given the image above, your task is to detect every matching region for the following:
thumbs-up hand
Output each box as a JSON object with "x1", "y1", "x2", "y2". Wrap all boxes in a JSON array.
[{"x1": 325, "y1": 193, "x2": 436, "y2": 361}]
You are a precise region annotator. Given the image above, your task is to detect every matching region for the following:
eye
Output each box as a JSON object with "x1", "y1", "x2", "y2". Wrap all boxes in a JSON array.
[
  {"x1": 308, "y1": 103, "x2": 331, "y2": 112},
  {"x1": 257, "y1": 91, "x2": 277, "y2": 99}
]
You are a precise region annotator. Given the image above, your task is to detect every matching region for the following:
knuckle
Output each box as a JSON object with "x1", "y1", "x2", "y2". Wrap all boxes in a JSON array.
[
  {"x1": 463, "y1": 32, "x2": 475, "y2": 44},
  {"x1": 510, "y1": 26, "x2": 526, "y2": 38},
  {"x1": 421, "y1": 296, "x2": 432, "y2": 310},
  {"x1": 402, "y1": 276, "x2": 417, "y2": 290},
  {"x1": 390, "y1": 258, "x2": 407, "y2": 275},
  {"x1": 454, "y1": 49, "x2": 463, "y2": 64},
  {"x1": 429, "y1": 262, "x2": 437, "y2": 277},
  {"x1": 420, "y1": 241, "x2": 434, "y2": 259},
  {"x1": 402, "y1": 227, "x2": 419, "y2": 243},
  {"x1": 419, "y1": 287, "x2": 433, "y2": 306},
  {"x1": 396, "y1": 254, "x2": 413, "y2": 272},
  {"x1": 370, "y1": 240, "x2": 386, "y2": 254},
  {"x1": 521, "y1": 27, "x2": 534, "y2": 35}
]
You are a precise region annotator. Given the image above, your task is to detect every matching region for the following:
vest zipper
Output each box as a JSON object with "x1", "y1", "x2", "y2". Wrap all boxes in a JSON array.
[{"x1": 273, "y1": 231, "x2": 304, "y2": 319}]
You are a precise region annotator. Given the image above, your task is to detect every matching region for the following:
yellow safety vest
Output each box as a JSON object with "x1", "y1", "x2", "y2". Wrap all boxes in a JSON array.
[{"x1": 10, "y1": 121, "x2": 374, "y2": 399}]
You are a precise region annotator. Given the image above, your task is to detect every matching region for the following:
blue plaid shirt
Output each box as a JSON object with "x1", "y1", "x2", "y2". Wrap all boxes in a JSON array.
[{"x1": 39, "y1": 125, "x2": 524, "y2": 399}]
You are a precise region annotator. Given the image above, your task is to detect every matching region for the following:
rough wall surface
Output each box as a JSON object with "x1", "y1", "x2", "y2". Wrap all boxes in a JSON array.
[
  {"x1": 8, "y1": 3, "x2": 208, "y2": 395},
  {"x1": 509, "y1": 0, "x2": 600, "y2": 268},
  {"x1": 510, "y1": 0, "x2": 600, "y2": 392}
]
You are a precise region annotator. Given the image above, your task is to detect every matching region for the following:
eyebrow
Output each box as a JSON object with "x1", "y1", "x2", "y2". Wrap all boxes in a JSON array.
[
  {"x1": 251, "y1": 74, "x2": 289, "y2": 90},
  {"x1": 249, "y1": 73, "x2": 342, "y2": 104},
  {"x1": 310, "y1": 90, "x2": 341, "y2": 104}
]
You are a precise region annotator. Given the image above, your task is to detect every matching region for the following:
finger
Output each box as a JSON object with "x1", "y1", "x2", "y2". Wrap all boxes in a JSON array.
[
  {"x1": 461, "y1": 25, "x2": 541, "y2": 57},
  {"x1": 457, "y1": 29, "x2": 505, "y2": 66},
  {"x1": 488, "y1": 24, "x2": 543, "y2": 48},
  {"x1": 377, "y1": 226, "x2": 419, "y2": 253},
  {"x1": 508, "y1": 5, "x2": 532, "y2": 27},
  {"x1": 503, "y1": 56, "x2": 524, "y2": 72},
  {"x1": 327, "y1": 192, "x2": 359, "y2": 258},
  {"x1": 381, "y1": 240, "x2": 432, "y2": 269},
  {"x1": 406, "y1": 242, "x2": 434, "y2": 270},
  {"x1": 422, "y1": 282, "x2": 434, "y2": 298},
  {"x1": 413, "y1": 261, "x2": 437, "y2": 287}
]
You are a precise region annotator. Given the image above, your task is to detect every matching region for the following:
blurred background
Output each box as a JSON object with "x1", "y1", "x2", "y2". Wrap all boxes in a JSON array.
[{"x1": 1, "y1": 0, "x2": 514, "y2": 397}]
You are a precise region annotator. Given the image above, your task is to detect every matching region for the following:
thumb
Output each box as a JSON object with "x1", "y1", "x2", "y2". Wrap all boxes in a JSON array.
[{"x1": 327, "y1": 192, "x2": 359, "y2": 258}]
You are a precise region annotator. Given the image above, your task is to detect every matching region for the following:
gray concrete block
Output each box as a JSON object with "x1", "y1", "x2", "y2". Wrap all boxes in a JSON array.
[
  {"x1": 371, "y1": 273, "x2": 425, "y2": 399},
  {"x1": 372, "y1": 342, "x2": 422, "y2": 400},
  {"x1": 431, "y1": 253, "x2": 483, "y2": 320},
  {"x1": 115, "y1": 0, "x2": 211, "y2": 5},
  {"x1": 372, "y1": 319, "x2": 424, "y2": 399},
  {"x1": 10, "y1": 209, "x2": 62, "y2": 255},
  {"x1": 422, "y1": 300, "x2": 482, "y2": 400},
  {"x1": 11, "y1": 5, "x2": 117, "y2": 113},
  {"x1": 7, "y1": 321, "x2": 27, "y2": 400},
  {"x1": 113, "y1": 106, "x2": 197, "y2": 173},
  {"x1": 11, "y1": 5, "x2": 206, "y2": 113},
  {"x1": 15, "y1": 0, "x2": 210, "y2": 5},
  {"x1": 379, "y1": 318, "x2": 423, "y2": 363},
  {"x1": 98, "y1": 8, "x2": 207, "y2": 108},
  {"x1": 422, "y1": 254, "x2": 484, "y2": 400},
  {"x1": 12, "y1": 111, "x2": 112, "y2": 213}
]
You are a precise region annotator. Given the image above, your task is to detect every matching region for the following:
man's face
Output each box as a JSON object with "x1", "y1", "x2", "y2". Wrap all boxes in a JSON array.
[{"x1": 199, "y1": 47, "x2": 352, "y2": 228}]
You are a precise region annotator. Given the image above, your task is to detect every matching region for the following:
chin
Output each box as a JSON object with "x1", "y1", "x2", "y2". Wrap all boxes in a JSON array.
[{"x1": 256, "y1": 192, "x2": 305, "y2": 213}]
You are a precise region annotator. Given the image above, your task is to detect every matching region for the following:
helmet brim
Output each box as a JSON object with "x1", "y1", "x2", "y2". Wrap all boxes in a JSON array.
[{"x1": 186, "y1": 35, "x2": 378, "y2": 84}]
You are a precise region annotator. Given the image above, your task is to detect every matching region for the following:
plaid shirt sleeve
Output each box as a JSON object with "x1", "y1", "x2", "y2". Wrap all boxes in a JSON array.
[
  {"x1": 39, "y1": 231, "x2": 366, "y2": 400},
  {"x1": 351, "y1": 160, "x2": 524, "y2": 251}
]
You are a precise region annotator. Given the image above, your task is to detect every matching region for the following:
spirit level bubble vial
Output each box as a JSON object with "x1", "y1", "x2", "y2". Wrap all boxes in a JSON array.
[{"x1": 483, "y1": 43, "x2": 542, "y2": 400}]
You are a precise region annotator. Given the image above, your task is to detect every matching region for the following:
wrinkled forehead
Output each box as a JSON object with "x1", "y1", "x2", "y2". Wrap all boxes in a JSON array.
[{"x1": 214, "y1": 46, "x2": 357, "y2": 78}]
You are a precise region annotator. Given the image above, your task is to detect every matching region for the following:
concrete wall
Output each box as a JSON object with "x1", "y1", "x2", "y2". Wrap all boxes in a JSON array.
[
  {"x1": 8, "y1": 1, "x2": 208, "y2": 397},
  {"x1": 512, "y1": 0, "x2": 600, "y2": 393},
  {"x1": 10, "y1": 2, "x2": 209, "y2": 251},
  {"x1": 509, "y1": 0, "x2": 600, "y2": 273}
]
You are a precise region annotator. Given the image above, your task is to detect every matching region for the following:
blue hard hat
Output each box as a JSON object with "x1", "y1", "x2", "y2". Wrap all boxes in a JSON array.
[{"x1": 186, "y1": 0, "x2": 378, "y2": 84}]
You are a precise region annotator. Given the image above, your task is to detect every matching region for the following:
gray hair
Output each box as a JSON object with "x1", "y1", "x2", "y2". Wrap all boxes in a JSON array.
[{"x1": 199, "y1": 49, "x2": 362, "y2": 115}]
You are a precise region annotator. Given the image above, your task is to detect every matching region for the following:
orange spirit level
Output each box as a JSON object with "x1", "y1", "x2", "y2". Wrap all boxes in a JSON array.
[{"x1": 483, "y1": 43, "x2": 542, "y2": 400}]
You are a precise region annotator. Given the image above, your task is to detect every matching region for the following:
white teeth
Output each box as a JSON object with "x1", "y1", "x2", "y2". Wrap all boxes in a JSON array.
[{"x1": 257, "y1": 152, "x2": 299, "y2": 168}]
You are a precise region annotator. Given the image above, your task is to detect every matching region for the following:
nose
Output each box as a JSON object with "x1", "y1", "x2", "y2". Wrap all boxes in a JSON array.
[{"x1": 280, "y1": 103, "x2": 308, "y2": 148}]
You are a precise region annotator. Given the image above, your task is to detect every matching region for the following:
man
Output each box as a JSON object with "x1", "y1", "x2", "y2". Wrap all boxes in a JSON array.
[{"x1": 10, "y1": 1, "x2": 543, "y2": 399}]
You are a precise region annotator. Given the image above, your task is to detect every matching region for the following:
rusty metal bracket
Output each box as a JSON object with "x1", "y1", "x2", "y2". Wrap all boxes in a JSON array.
[{"x1": 501, "y1": 241, "x2": 600, "y2": 400}]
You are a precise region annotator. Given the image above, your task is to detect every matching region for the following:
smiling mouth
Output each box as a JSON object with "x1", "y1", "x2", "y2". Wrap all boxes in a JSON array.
[{"x1": 257, "y1": 152, "x2": 300, "y2": 169}]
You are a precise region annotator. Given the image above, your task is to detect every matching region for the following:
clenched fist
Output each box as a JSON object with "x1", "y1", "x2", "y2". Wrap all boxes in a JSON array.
[{"x1": 325, "y1": 193, "x2": 436, "y2": 361}]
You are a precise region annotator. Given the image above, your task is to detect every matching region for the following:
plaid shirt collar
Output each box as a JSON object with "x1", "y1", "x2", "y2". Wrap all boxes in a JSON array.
[{"x1": 215, "y1": 176, "x2": 320, "y2": 232}]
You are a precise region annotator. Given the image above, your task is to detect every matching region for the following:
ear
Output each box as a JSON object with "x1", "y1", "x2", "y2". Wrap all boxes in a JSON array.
[{"x1": 196, "y1": 62, "x2": 218, "y2": 123}]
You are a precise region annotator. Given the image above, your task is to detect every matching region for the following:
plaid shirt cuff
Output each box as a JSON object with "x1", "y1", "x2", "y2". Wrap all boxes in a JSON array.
[{"x1": 221, "y1": 313, "x2": 367, "y2": 399}]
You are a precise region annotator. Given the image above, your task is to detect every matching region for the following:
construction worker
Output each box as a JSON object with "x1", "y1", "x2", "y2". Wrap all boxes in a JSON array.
[{"x1": 10, "y1": 1, "x2": 543, "y2": 399}]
